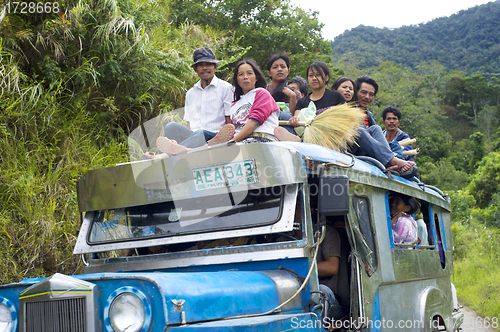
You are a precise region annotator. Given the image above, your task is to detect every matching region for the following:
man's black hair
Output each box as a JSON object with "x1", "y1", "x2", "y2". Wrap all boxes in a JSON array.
[
  {"x1": 355, "y1": 75, "x2": 379, "y2": 95},
  {"x1": 382, "y1": 106, "x2": 402, "y2": 121},
  {"x1": 288, "y1": 76, "x2": 308, "y2": 96}
]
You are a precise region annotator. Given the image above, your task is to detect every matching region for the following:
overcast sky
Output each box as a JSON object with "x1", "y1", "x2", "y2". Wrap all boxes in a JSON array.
[{"x1": 291, "y1": 0, "x2": 493, "y2": 41}]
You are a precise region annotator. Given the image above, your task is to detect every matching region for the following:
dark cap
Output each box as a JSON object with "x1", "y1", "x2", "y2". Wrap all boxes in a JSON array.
[{"x1": 192, "y1": 47, "x2": 221, "y2": 68}]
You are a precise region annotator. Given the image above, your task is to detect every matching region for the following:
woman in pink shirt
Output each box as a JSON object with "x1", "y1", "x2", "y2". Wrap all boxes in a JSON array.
[{"x1": 390, "y1": 194, "x2": 420, "y2": 246}]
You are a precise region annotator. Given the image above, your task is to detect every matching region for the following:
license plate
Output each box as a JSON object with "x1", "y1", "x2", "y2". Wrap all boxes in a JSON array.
[{"x1": 192, "y1": 159, "x2": 258, "y2": 191}]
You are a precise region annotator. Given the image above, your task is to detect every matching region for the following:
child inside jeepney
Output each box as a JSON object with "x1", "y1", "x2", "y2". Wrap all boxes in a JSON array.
[
  {"x1": 389, "y1": 193, "x2": 420, "y2": 246},
  {"x1": 156, "y1": 59, "x2": 280, "y2": 155}
]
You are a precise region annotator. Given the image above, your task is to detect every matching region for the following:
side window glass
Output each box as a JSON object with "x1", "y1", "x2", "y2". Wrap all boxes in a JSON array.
[
  {"x1": 419, "y1": 201, "x2": 435, "y2": 250},
  {"x1": 434, "y1": 212, "x2": 446, "y2": 269},
  {"x1": 352, "y1": 196, "x2": 378, "y2": 274}
]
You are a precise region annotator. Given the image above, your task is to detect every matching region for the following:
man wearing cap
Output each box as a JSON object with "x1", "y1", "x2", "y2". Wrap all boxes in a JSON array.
[{"x1": 162, "y1": 47, "x2": 234, "y2": 149}]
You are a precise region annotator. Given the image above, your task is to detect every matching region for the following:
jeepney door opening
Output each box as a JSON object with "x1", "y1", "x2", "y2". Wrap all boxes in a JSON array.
[{"x1": 307, "y1": 174, "x2": 355, "y2": 323}]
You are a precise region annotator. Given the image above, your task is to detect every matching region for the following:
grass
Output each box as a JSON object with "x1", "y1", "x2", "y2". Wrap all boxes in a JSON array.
[
  {"x1": 0, "y1": 88, "x2": 130, "y2": 283},
  {"x1": 452, "y1": 221, "x2": 500, "y2": 329}
]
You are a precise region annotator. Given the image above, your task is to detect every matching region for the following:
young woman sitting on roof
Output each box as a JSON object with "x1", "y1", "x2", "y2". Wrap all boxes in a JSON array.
[
  {"x1": 273, "y1": 62, "x2": 346, "y2": 140},
  {"x1": 157, "y1": 59, "x2": 280, "y2": 155}
]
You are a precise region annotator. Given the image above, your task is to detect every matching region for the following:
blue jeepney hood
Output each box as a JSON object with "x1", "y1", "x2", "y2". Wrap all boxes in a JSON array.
[{"x1": 18, "y1": 270, "x2": 303, "y2": 326}]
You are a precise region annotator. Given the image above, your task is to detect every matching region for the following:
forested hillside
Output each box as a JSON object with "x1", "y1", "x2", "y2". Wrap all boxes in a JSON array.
[
  {"x1": 331, "y1": 0, "x2": 500, "y2": 76},
  {"x1": 0, "y1": 0, "x2": 499, "y2": 321}
]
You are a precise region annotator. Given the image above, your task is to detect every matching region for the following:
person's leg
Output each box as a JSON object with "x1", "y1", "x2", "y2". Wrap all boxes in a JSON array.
[
  {"x1": 355, "y1": 125, "x2": 396, "y2": 166},
  {"x1": 278, "y1": 111, "x2": 296, "y2": 134},
  {"x1": 207, "y1": 124, "x2": 235, "y2": 145},
  {"x1": 181, "y1": 125, "x2": 234, "y2": 148},
  {"x1": 274, "y1": 126, "x2": 301, "y2": 142},
  {"x1": 163, "y1": 122, "x2": 194, "y2": 143},
  {"x1": 319, "y1": 284, "x2": 337, "y2": 320},
  {"x1": 157, "y1": 137, "x2": 189, "y2": 155},
  {"x1": 203, "y1": 130, "x2": 217, "y2": 141},
  {"x1": 157, "y1": 124, "x2": 235, "y2": 155},
  {"x1": 164, "y1": 123, "x2": 214, "y2": 149},
  {"x1": 179, "y1": 129, "x2": 211, "y2": 148},
  {"x1": 356, "y1": 125, "x2": 417, "y2": 176}
]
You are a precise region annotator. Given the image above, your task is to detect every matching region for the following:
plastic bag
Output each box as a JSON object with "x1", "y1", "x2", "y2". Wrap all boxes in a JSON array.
[{"x1": 294, "y1": 101, "x2": 316, "y2": 136}]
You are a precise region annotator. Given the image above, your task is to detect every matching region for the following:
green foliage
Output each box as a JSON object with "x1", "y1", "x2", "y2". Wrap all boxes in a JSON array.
[
  {"x1": 419, "y1": 159, "x2": 468, "y2": 191},
  {"x1": 470, "y1": 193, "x2": 500, "y2": 228},
  {"x1": 168, "y1": 0, "x2": 332, "y2": 71},
  {"x1": 0, "y1": 38, "x2": 131, "y2": 282},
  {"x1": 0, "y1": 0, "x2": 252, "y2": 283},
  {"x1": 330, "y1": 1, "x2": 500, "y2": 76},
  {"x1": 452, "y1": 221, "x2": 500, "y2": 318},
  {"x1": 449, "y1": 190, "x2": 476, "y2": 223},
  {"x1": 467, "y1": 152, "x2": 500, "y2": 208}
]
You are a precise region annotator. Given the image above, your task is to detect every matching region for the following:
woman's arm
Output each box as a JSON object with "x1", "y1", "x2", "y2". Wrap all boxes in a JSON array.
[
  {"x1": 233, "y1": 120, "x2": 259, "y2": 142},
  {"x1": 283, "y1": 86, "x2": 297, "y2": 113}
]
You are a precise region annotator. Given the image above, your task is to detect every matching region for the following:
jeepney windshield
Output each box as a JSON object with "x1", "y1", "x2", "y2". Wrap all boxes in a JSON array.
[{"x1": 87, "y1": 186, "x2": 284, "y2": 243}]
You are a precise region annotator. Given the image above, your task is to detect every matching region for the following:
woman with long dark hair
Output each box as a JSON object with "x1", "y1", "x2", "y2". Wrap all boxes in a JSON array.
[
  {"x1": 230, "y1": 59, "x2": 280, "y2": 143},
  {"x1": 331, "y1": 77, "x2": 356, "y2": 103}
]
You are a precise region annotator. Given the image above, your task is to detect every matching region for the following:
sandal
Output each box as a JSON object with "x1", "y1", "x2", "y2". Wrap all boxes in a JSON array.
[
  {"x1": 156, "y1": 137, "x2": 188, "y2": 155},
  {"x1": 208, "y1": 124, "x2": 235, "y2": 146},
  {"x1": 399, "y1": 161, "x2": 417, "y2": 178}
]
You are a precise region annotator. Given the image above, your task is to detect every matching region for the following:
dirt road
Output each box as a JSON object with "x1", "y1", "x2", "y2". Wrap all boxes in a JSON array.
[{"x1": 461, "y1": 305, "x2": 498, "y2": 332}]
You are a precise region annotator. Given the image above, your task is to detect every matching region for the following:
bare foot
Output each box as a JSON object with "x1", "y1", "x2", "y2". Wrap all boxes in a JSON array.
[
  {"x1": 274, "y1": 126, "x2": 301, "y2": 142},
  {"x1": 157, "y1": 137, "x2": 188, "y2": 155},
  {"x1": 208, "y1": 124, "x2": 235, "y2": 146}
]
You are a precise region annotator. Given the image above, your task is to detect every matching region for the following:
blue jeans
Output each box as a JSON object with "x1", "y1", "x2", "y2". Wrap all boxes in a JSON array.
[
  {"x1": 163, "y1": 122, "x2": 216, "y2": 148},
  {"x1": 278, "y1": 111, "x2": 296, "y2": 134},
  {"x1": 319, "y1": 284, "x2": 337, "y2": 318},
  {"x1": 351, "y1": 125, "x2": 396, "y2": 166}
]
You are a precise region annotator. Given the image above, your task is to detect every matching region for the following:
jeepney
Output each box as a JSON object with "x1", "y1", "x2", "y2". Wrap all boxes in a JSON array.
[{"x1": 0, "y1": 140, "x2": 464, "y2": 331}]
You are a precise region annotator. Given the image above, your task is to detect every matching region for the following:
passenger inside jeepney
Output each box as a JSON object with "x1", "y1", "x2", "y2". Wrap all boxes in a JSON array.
[
  {"x1": 306, "y1": 183, "x2": 350, "y2": 320},
  {"x1": 389, "y1": 193, "x2": 420, "y2": 246}
]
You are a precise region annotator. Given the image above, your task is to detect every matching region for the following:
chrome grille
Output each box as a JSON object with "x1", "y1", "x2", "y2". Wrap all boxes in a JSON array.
[{"x1": 25, "y1": 298, "x2": 86, "y2": 332}]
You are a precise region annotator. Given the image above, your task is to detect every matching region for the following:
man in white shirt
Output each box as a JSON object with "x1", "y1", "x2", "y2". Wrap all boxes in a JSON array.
[{"x1": 163, "y1": 47, "x2": 234, "y2": 148}]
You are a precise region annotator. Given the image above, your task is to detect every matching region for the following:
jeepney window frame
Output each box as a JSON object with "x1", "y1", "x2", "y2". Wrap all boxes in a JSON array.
[
  {"x1": 432, "y1": 206, "x2": 447, "y2": 269},
  {"x1": 351, "y1": 194, "x2": 378, "y2": 275}
]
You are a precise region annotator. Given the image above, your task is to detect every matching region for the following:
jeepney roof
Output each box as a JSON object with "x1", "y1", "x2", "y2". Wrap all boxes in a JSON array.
[{"x1": 77, "y1": 142, "x2": 448, "y2": 213}]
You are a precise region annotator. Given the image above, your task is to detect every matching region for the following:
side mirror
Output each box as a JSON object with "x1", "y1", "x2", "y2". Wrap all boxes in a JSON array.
[{"x1": 318, "y1": 175, "x2": 349, "y2": 216}]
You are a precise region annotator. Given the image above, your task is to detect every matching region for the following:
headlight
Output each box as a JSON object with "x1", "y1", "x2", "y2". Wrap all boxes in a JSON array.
[
  {"x1": 105, "y1": 287, "x2": 151, "y2": 332},
  {"x1": 0, "y1": 298, "x2": 16, "y2": 332}
]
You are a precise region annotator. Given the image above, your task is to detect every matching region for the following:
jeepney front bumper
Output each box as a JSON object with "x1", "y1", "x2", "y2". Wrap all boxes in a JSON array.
[{"x1": 5, "y1": 270, "x2": 304, "y2": 332}]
